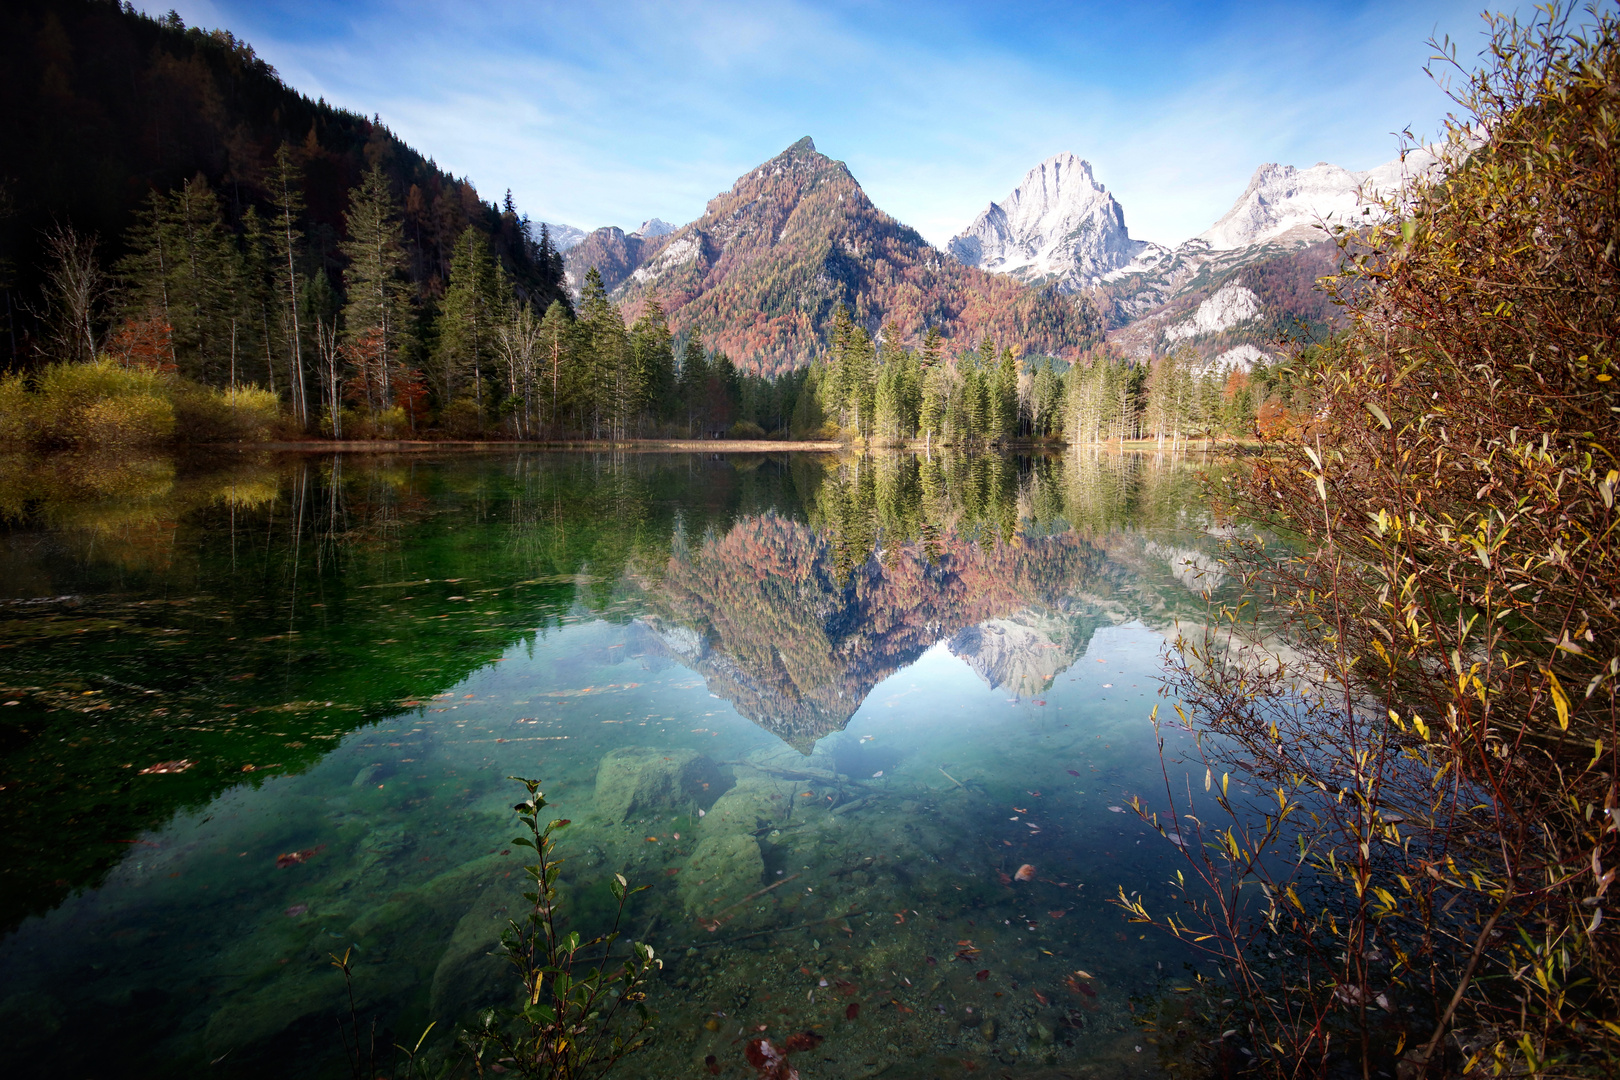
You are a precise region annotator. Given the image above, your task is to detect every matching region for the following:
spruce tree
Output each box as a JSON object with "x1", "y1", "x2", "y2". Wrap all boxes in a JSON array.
[
  {"x1": 435, "y1": 227, "x2": 510, "y2": 421},
  {"x1": 340, "y1": 165, "x2": 413, "y2": 415},
  {"x1": 629, "y1": 299, "x2": 676, "y2": 430},
  {"x1": 678, "y1": 332, "x2": 708, "y2": 436},
  {"x1": 576, "y1": 267, "x2": 628, "y2": 438},
  {"x1": 538, "y1": 299, "x2": 575, "y2": 435}
]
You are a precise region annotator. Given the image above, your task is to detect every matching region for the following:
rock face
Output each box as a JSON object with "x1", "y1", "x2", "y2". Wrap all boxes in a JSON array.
[
  {"x1": 1162, "y1": 283, "x2": 1262, "y2": 342},
  {"x1": 592, "y1": 747, "x2": 725, "y2": 825},
  {"x1": 632, "y1": 217, "x2": 675, "y2": 239},
  {"x1": 947, "y1": 153, "x2": 1151, "y2": 291},
  {"x1": 1197, "y1": 148, "x2": 1441, "y2": 251}
]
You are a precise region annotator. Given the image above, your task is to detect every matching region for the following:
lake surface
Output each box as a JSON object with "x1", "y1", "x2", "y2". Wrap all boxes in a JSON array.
[{"x1": 0, "y1": 448, "x2": 1228, "y2": 1078}]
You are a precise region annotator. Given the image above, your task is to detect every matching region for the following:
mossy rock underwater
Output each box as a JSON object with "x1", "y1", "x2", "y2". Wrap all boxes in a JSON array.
[{"x1": 592, "y1": 747, "x2": 727, "y2": 825}]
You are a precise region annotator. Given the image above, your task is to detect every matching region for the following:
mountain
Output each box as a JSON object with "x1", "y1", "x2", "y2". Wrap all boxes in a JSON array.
[
  {"x1": 632, "y1": 217, "x2": 675, "y2": 239},
  {"x1": 946, "y1": 153, "x2": 1157, "y2": 292},
  {"x1": 1197, "y1": 149, "x2": 1440, "y2": 250},
  {"x1": 1090, "y1": 148, "x2": 1442, "y2": 366},
  {"x1": 535, "y1": 221, "x2": 587, "y2": 251},
  {"x1": 564, "y1": 138, "x2": 1103, "y2": 376}
]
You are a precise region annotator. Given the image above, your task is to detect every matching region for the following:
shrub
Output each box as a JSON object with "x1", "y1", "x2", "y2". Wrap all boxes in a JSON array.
[
  {"x1": 440, "y1": 398, "x2": 484, "y2": 438},
  {"x1": 173, "y1": 383, "x2": 284, "y2": 443},
  {"x1": 727, "y1": 419, "x2": 766, "y2": 440},
  {"x1": 30, "y1": 360, "x2": 175, "y2": 448},
  {"x1": 1144, "y1": 7, "x2": 1620, "y2": 1075}
]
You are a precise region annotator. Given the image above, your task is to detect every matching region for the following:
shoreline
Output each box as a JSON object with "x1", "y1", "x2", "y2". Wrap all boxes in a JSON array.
[{"x1": 248, "y1": 438, "x2": 848, "y2": 453}]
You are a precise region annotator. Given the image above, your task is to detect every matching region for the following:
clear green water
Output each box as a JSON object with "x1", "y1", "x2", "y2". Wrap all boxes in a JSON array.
[{"x1": 0, "y1": 449, "x2": 1226, "y2": 1078}]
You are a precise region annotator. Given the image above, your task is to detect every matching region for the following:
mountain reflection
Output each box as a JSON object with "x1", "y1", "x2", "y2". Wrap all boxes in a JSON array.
[
  {"x1": 0, "y1": 448, "x2": 1214, "y2": 927},
  {"x1": 632, "y1": 452, "x2": 1211, "y2": 750}
]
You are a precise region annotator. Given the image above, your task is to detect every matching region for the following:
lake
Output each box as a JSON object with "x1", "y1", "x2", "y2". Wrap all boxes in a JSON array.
[{"x1": 0, "y1": 448, "x2": 1227, "y2": 1078}]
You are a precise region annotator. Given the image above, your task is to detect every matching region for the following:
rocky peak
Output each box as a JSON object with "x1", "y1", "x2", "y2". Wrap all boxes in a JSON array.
[
  {"x1": 947, "y1": 151, "x2": 1148, "y2": 291},
  {"x1": 632, "y1": 217, "x2": 675, "y2": 239},
  {"x1": 1198, "y1": 148, "x2": 1442, "y2": 251}
]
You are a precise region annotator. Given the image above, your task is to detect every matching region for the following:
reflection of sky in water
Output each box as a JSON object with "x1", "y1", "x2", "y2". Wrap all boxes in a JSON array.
[{"x1": 0, "y1": 452, "x2": 1219, "y2": 1078}]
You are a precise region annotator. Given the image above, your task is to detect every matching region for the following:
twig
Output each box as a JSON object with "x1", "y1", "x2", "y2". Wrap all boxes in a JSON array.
[
  {"x1": 692, "y1": 911, "x2": 871, "y2": 948},
  {"x1": 703, "y1": 873, "x2": 802, "y2": 921},
  {"x1": 938, "y1": 766, "x2": 965, "y2": 789}
]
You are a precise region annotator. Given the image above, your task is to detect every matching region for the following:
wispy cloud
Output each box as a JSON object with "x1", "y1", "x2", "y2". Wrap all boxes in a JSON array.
[{"x1": 151, "y1": 0, "x2": 1490, "y2": 246}]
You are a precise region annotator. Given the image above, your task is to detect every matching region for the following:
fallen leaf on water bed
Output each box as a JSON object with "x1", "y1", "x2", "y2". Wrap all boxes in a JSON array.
[
  {"x1": 1108, "y1": 806, "x2": 1124, "y2": 813},
  {"x1": 1034, "y1": 990, "x2": 1050, "y2": 1005},
  {"x1": 975, "y1": 969, "x2": 989, "y2": 981},
  {"x1": 783, "y1": 1031, "x2": 823, "y2": 1052},
  {"x1": 276, "y1": 845, "x2": 326, "y2": 869},
  {"x1": 1032, "y1": 700, "x2": 1046, "y2": 706},
  {"x1": 705, "y1": 1054, "x2": 720, "y2": 1074},
  {"x1": 845, "y1": 1003, "x2": 860, "y2": 1020},
  {"x1": 1048, "y1": 909, "x2": 1067, "y2": 918},
  {"x1": 1067, "y1": 769, "x2": 1080, "y2": 776},
  {"x1": 1014, "y1": 864, "x2": 1036, "y2": 881},
  {"x1": 139, "y1": 759, "x2": 194, "y2": 775},
  {"x1": 284, "y1": 904, "x2": 307, "y2": 917}
]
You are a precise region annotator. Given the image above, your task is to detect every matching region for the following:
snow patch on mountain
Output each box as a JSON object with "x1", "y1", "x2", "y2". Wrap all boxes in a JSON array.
[
  {"x1": 947, "y1": 152, "x2": 1149, "y2": 291},
  {"x1": 1163, "y1": 283, "x2": 1262, "y2": 341}
]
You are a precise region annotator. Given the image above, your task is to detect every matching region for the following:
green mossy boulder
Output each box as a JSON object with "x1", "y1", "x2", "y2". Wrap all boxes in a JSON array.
[
  {"x1": 593, "y1": 747, "x2": 725, "y2": 825},
  {"x1": 678, "y1": 832, "x2": 764, "y2": 914}
]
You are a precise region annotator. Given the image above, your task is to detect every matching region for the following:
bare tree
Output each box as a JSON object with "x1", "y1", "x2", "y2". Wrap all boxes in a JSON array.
[{"x1": 38, "y1": 223, "x2": 108, "y2": 364}]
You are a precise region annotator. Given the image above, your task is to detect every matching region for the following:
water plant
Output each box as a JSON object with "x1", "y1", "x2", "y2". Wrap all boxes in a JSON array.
[{"x1": 460, "y1": 777, "x2": 661, "y2": 1079}]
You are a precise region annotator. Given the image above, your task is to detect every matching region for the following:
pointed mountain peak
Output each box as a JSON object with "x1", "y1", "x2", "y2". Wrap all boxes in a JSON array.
[
  {"x1": 787, "y1": 135, "x2": 816, "y2": 154},
  {"x1": 948, "y1": 151, "x2": 1144, "y2": 290}
]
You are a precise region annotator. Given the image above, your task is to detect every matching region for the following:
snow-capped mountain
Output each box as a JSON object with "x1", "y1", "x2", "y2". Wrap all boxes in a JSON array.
[
  {"x1": 947, "y1": 153, "x2": 1155, "y2": 292},
  {"x1": 1197, "y1": 148, "x2": 1440, "y2": 250},
  {"x1": 631, "y1": 217, "x2": 676, "y2": 239},
  {"x1": 531, "y1": 221, "x2": 586, "y2": 251}
]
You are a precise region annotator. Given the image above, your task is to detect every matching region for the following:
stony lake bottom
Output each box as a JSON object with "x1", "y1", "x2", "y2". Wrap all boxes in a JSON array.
[{"x1": 0, "y1": 449, "x2": 1234, "y2": 1079}]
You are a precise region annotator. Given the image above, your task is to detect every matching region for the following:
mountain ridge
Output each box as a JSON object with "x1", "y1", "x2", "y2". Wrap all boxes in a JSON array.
[{"x1": 566, "y1": 137, "x2": 1104, "y2": 375}]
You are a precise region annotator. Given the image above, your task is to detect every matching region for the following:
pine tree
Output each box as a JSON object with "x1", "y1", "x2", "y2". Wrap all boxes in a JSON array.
[
  {"x1": 435, "y1": 226, "x2": 511, "y2": 422},
  {"x1": 629, "y1": 299, "x2": 676, "y2": 431},
  {"x1": 678, "y1": 332, "x2": 708, "y2": 436},
  {"x1": 340, "y1": 165, "x2": 413, "y2": 416},
  {"x1": 577, "y1": 267, "x2": 628, "y2": 438},
  {"x1": 538, "y1": 299, "x2": 575, "y2": 435}
]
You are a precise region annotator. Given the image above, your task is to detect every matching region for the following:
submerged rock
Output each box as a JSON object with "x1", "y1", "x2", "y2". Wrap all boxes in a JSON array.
[
  {"x1": 593, "y1": 747, "x2": 726, "y2": 825},
  {"x1": 429, "y1": 903, "x2": 512, "y2": 1018},
  {"x1": 700, "y1": 777, "x2": 791, "y2": 836},
  {"x1": 679, "y1": 832, "x2": 764, "y2": 913}
]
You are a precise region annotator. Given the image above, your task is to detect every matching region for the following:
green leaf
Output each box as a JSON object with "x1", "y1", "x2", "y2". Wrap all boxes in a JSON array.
[{"x1": 1364, "y1": 401, "x2": 1392, "y2": 429}]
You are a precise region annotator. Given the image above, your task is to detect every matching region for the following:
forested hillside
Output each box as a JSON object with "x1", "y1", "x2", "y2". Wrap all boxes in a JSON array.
[
  {"x1": 570, "y1": 139, "x2": 1106, "y2": 376},
  {"x1": 0, "y1": 0, "x2": 567, "y2": 374}
]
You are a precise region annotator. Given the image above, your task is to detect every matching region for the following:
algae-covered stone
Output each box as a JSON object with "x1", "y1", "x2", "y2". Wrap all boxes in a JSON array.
[
  {"x1": 593, "y1": 747, "x2": 725, "y2": 824},
  {"x1": 429, "y1": 903, "x2": 513, "y2": 1019},
  {"x1": 700, "y1": 778, "x2": 788, "y2": 836},
  {"x1": 678, "y1": 832, "x2": 764, "y2": 913}
]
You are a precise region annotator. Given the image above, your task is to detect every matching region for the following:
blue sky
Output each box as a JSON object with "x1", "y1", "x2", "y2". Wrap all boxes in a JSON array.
[{"x1": 147, "y1": 1, "x2": 1493, "y2": 246}]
